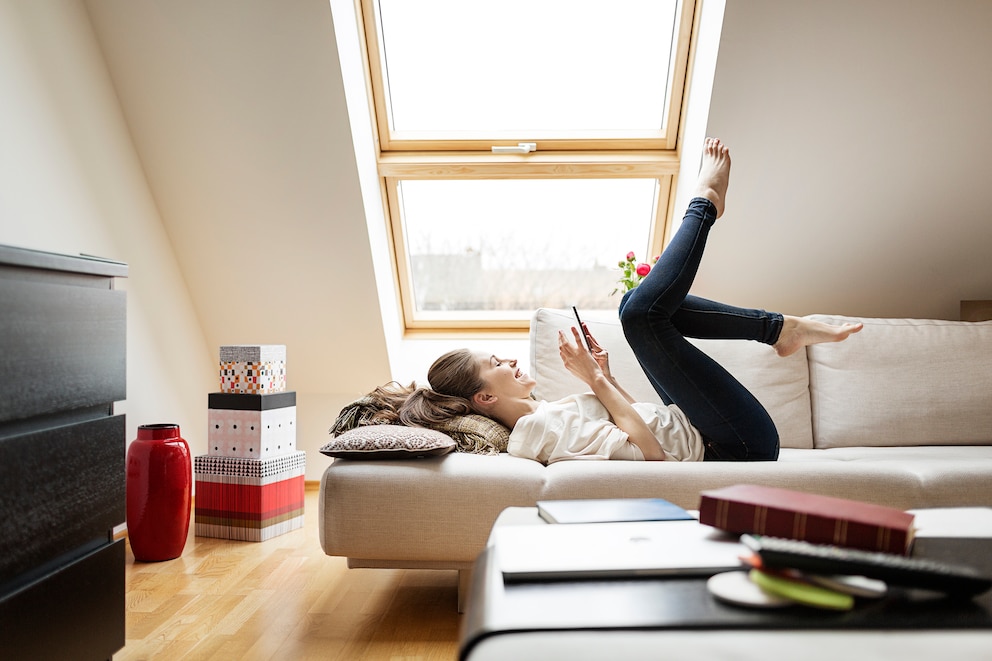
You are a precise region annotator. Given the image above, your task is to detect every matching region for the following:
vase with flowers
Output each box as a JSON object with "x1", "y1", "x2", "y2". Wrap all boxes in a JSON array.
[{"x1": 612, "y1": 251, "x2": 659, "y2": 296}]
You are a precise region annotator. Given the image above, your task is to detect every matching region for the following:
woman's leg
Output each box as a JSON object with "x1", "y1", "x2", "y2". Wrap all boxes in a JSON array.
[
  {"x1": 618, "y1": 139, "x2": 862, "y2": 459},
  {"x1": 667, "y1": 294, "x2": 863, "y2": 358},
  {"x1": 619, "y1": 139, "x2": 779, "y2": 460},
  {"x1": 670, "y1": 294, "x2": 783, "y2": 344},
  {"x1": 619, "y1": 202, "x2": 780, "y2": 460}
]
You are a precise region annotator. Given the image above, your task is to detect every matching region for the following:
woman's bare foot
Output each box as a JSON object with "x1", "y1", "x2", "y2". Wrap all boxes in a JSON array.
[
  {"x1": 693, "y1": 137, "x2": 732, "y2": 218},
  {"x1": 773, "y1": 316, "x2": 864, "y2": 357}
]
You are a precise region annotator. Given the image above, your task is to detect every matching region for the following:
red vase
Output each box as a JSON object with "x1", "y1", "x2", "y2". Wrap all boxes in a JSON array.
[{"x1": 126, "y1": 423, "x2": 192, "y2": 562}]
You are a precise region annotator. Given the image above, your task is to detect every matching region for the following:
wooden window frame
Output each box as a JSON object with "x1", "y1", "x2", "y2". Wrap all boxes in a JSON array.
[{"x1": 356, "y1": 0, "x2": 700, "y2": 333}]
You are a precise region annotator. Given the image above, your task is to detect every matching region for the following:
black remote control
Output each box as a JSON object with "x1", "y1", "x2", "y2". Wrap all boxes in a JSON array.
[{"x1": 741, "y1": 535, "x2": 992, "y2": 597}]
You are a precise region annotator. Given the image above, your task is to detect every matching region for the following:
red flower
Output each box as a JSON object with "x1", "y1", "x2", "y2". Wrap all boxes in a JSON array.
[
  {"x1": 626, "y1": 251, "x2": 636, "y2": 261},
  {"x1": 636, "y1": 262, "x2": 651, "y2": 277}
]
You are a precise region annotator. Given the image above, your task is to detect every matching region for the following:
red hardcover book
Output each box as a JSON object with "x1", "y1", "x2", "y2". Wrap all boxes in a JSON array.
[{"x1": 698, "y1": 484, "x2": 916, "y2": 554}]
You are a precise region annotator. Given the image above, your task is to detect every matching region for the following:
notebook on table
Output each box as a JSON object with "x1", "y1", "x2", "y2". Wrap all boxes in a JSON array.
[
  {"x1": 537, "y1": 498, "x2": 694, "y2": 524},
  {"x1": 495, "y1": 519, "x2": 745, "y2": 583}
]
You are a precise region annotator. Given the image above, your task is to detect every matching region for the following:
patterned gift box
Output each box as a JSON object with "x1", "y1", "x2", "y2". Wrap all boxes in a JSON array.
[
  {"x1": 219, "y1": 345, "x2": 286, "y2": 394},
  {"x1": 207, "y1": 392, "x2": 297, "y2": 459},
  {"x1": 194, "y1": 452, "x2": 305, "y2": 542}
]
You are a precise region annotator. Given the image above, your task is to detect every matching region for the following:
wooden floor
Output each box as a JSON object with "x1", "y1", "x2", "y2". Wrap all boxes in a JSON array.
[{"x1": 118, "y1": 487, "x2": 463, "y2": 660}]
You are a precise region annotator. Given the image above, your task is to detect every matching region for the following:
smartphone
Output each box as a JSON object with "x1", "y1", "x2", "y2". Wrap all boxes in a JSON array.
[{"x1": 571, "y1": 306, "x2": 593, "y2": 351}]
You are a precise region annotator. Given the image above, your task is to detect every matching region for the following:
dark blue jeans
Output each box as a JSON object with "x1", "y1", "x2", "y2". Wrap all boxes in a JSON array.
[{"x1": 618, "y1": 198, "x2": 782, "y2": 461}]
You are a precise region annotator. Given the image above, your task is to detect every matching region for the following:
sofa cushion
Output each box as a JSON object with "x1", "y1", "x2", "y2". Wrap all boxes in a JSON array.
[
  {"x1": 320, "y1": 425, "x2": 455, "y2": 459},
  {"x1": 529, "y1": 308, "x2": 814, "y2": 449},
  {"x1": 318, "y1": 446, "x2": 992, "y2": 568},
  {"x1": 808, "y1": 316, "x2": 992, "y2": 449}
]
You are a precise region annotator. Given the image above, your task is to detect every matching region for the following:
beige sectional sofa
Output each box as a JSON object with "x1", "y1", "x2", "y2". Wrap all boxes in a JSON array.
[{"x1": 318, "y1": 308, "x2": 992, "y2": 607}]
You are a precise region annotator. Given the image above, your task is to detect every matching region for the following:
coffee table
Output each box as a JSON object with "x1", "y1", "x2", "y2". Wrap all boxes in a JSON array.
[{"x1": 459, "y1": 507, "x2": 992, "y2": 661}]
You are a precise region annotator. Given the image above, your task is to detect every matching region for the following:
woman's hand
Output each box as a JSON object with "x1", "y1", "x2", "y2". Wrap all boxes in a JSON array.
[
  {"x1": 577, "y1": 323, "x2": 637, "y2": 405},
  {"x1": 580, "y1": 323, "x2": 614, "y2": 380},
  {"x1": 558, "y1": 327, "x2": 603, "y2": 387}
]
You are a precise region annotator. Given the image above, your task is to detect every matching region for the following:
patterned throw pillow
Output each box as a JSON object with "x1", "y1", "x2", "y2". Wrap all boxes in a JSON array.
[
  {"x1": 327, "y1": 393, "x2": 511, "y2": 456},
  {"x1": 320, "y1": 425, "x2": 456, "y2": 459}
]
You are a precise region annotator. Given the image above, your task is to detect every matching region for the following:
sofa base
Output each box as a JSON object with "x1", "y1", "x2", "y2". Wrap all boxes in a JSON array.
[
  {"x1": 344, "y1": 558, "x2": 474, "y2": 612},
  {"x1": 319, "y1": 447, "x2": 992, "y2": 612}
]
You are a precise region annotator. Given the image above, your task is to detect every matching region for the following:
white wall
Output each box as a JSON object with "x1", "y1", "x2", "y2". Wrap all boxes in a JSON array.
[
  {"x1": 695, "y1": 0, "x2": 992, "y2": 319},
  {"x1": 0, "y1": 0, "x2": 212, "y2": 450},
  {"x1": 84, "y1": 0, "x2": 393, "y2": 479},
  {"x1": 7, "y1": 0, "x2": 990, "y2": 482}
]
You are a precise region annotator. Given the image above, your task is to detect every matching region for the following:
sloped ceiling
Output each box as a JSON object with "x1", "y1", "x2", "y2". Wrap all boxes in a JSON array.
[{"x1": 84, "y1": 0, "x2": 391, "y2": 395}]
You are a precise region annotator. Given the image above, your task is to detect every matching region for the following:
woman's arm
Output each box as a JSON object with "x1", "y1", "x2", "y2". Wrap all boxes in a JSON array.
[{"x1": 558, "y1": 328, "x2": 666, "y2": 461}]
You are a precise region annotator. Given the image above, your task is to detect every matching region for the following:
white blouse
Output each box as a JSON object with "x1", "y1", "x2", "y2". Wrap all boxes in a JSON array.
[{"x1": 507, "y1": 393, "x2": 705, "y2": 464}]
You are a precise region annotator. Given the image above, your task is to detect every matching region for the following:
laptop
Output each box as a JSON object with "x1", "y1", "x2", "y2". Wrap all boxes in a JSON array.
[{"x1": 496, "y1": 519, "x2": 745, "y2": 583}]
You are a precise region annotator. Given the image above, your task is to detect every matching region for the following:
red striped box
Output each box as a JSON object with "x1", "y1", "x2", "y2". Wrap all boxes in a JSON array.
[{"x1": 194, "y1": 452, "x2": 305, "y2": 542}]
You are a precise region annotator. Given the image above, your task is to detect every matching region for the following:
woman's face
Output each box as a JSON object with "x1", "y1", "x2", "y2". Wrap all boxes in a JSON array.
[{"x1": 475, "y1": 353, "x2": 536, "y2": 399}]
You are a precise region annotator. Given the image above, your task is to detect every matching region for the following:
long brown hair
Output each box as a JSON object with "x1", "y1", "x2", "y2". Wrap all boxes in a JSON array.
[
  {"x1": 359, "y1": 381, "x2": 417, "y2": 425},
  {"x1": 399, "y1": 349, "x2": 483, "y2": 426}
]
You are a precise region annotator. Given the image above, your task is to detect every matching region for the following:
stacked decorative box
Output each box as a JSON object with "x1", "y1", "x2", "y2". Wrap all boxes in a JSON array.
[{"x1": 194, "y1": 345, "x2": 306, "y2": 542}]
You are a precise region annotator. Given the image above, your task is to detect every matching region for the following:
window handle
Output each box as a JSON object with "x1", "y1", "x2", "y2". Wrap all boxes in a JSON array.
[{"x1": 491, "y1": 142, "x2": 537, "y2": 154}]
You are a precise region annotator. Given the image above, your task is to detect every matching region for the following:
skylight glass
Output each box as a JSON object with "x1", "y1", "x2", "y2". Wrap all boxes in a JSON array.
[
  {"x1": 397, "y1": 178, "x2": 659, "y2": 312},
  {"x1": 375, "y1": 0, "x2": 679, "y2": 135}
]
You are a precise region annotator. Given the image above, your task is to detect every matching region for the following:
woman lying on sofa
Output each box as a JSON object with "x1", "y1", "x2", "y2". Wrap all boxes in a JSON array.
[{"x1": 394, "y1": 139, "x2": 863, "y2": 463}]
